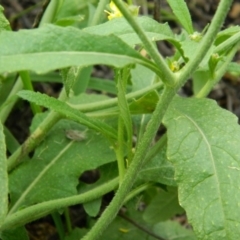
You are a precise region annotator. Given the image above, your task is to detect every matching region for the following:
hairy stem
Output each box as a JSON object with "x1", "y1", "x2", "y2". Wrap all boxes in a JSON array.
[
  {"x1": 82, "y1": 86, "x2": 176, "y2": 240},
  {"x1": 1, "y1": 178, "x2": 118, "y2": 230},
  {"x1": 112, "y1": 0, "x2": 176, "y2": 86}
]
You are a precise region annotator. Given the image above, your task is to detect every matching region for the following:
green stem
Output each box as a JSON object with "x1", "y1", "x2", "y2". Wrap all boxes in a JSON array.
[
  {"x1": 116, "y1": 117, "x2": 126, "y2": 183},
  {"x1": 214, "y1": 31, "x2": 240, "y2": 54},
  {"x1": 64, "y1": 208, "x2": 72, "y2": 233},
  {"x1": 112, "y1": 0, "x2": 176, "y2": 86},
  {"x1": 81, "y1": 1, "x2": 233, "y2": 238},
  {"x1": 1, "y1": 178, "x2": 118, "y2": 231},
  {"x1": 143, "y1": 134, "x2": 167, "y2": 166},
  {"x1": 68, "y1": 81, "x2": 163, "y2": 112},
  {"x1": 51, "y1": 212, "x2": 65, "y2": 240},
  {"x1": 177, "y1": 0, "x2": 234, "y2": 88},
  {"x1": 7, "y1": 90, "x2": 67, "y2": 172},
  {"x1": 82, "y1": 86, "x2": 176, "y2": 240},
  {"x1": 124, "y1": 182, "x2": 152, "y2": 204},
  {"x1": 0, "y1": 78, "x2": 23, "y2": 124},
  {"x1": 89, "y1": 0, "x2": 109, "y2": 26},
  {"x1": 195, "y1": 44, "x2": 239, "y2": 98},
  {"x1": 19, "y1": 71, "x2": 41, "y2": 115}
]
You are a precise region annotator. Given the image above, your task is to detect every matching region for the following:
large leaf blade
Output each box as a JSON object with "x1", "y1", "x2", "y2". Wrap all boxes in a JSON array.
[
  {"x1": 163, "y1": 97, "x2": 240, "y2": 239},
  {"x1": 0, "y1": 24, "x2": 158, "y2": 74},
  {"x1": 9, "y1": 119, "x2": 116, "y2": 212}
]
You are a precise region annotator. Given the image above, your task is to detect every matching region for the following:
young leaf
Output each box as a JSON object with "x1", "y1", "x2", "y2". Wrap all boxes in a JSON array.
[
  {"x1": 163, "y1": 97, "x2": 240, "y2": 239},
  {"x1": 17, "y1": 90, "x2": 117, "y2": 140},
  {"x1": 166, "y1": 0, "x2": 193, "y2": 34},
  {"x1": 0, "y1": 25, "x2": 159, "y2": 75},
  {"x1": 0, "y1": 120, "x2": 8, "y2": 227}
]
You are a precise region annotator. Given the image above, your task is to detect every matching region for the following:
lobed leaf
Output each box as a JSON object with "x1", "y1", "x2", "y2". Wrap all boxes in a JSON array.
[{"x1": 163, "y1": 97, "x2": 240, "y2": 239}]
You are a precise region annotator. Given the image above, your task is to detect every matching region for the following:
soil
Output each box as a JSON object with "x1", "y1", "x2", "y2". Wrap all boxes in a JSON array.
[{"x1": 1, "y1": 0, "x2": 240, "y2": 239}]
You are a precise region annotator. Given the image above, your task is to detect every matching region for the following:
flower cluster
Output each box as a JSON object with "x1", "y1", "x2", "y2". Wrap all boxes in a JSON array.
[{"x1": 105, "y1": 1, "x2": 139, "y2": 20}]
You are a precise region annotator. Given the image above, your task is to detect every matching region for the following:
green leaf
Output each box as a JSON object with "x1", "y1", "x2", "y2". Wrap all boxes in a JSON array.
[
  {"x1": 139, "y1": 144, "x2": 176, "y2": 186},
  {"x1": 64, "y1": 228, "x2": 88, "y2": 240},
  {"x1": 215, "y1": 26, "x2": 240, "y2": 46},
  {"x1": 85, "y1": 16, "x2": 175, "y2": 46},
  {"x1": 55, "y1": 15, "x2": 84, "y2": 27},
  {"x1": 61, "y1": 66, "x2": 81, "y2": 96},
  {"x1": 226, "y1": 62, "x2": 240, "y2": 77},
  {"x1": 17, "y1": 90, "x2": 117, "y2": 140},
  {"x1": 153, "y1": 221, "x2": 196, "y2": 240},
  {"x1": 0, "y1": 6, "x2": 10, "y2": 32},
  {"x1": 143, "y1": 187, "x2": 184, "y2": 224},
  {"x1": 192, "y1": 70, "x2": 210, "y2": 95},
  {"x1": 100, "y1": 200, "x2": 157, "y2": 240},
  {"x1": 129, "y1": 90, "x2": 159, "y2": 114},
  {"x1": 131, "y1": 64, "x2": 156, "y2": 92},
  {"x1": 9, "y1": 119, "x2": 116, "y2": 212},
  {"x1": 116, "y1": 66, "x2": 134, "y2": 161},
  {"x1": 0, "y1": 227, "x2": 29, "y2": 240},
  {"x1": 166, "y1": 0, "x2": 193, "y2": 34},
  {"x1": 163, "y1": 97, "x2": 240, "y2": 239},
  {"x1": 0, "y1": 25, "x2": 158, "y2": 75},
  {"x1": 83, "y1": 198, "x2": 101, "y2": 217},
  {"x1": 0, "y1": 120, "x2": 8, "y2": 227}
]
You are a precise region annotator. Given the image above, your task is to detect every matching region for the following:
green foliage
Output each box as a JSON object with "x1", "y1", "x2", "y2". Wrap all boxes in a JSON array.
[
  {"x1": 0, "y1": 0, "x2": 239, "y2": 239},
  {"x1": 163, "y1": 97, "x2": 240, "y2": 239},
  {"x1": 0, "y1": 6, "x2": 10, "y2": 31},
  {"x1": 0, "y1": 121, "x2": 7, "y2": 226}
]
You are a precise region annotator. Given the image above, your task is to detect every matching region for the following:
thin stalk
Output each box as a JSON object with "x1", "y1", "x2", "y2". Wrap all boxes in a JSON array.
[
  {"x1": 196, "y1": 44, "x2": 239, "y2": 98},
  {"x1": 177, "y1": 0, "x2": 234, "y2": 88},
  {"x1": 51, "y1": 212, "x2": 65, "y2": 240},
  {"x1": 0, "y1": 78, "x2": 23, "y2": 124},
  {"x1": 68, "y1": 81, "x2": 164, "y2": 112},
  {"x1": 143, "y1": 134, "x2": 167, "y2": 166},
  {"x1": 116, "y1": 117, "x2": 126, "y2": 183},
  {"x1": 82, "y1": 86, "x2": 176, "y2": 240},
  {"x1": 89, "y1": 0, "x2": 109, "y2": 26},
  {"x1": 124, "y1": 182, "x2": 152, "y2": 204},
  {"x1": 214, "y1": 31, "x2": 240, "y2": 54},
  {"x1": 64, "y1": 208, "x2": 73, "y2": 233},
  {"x1": 1, "y1": 178, "x2": 118, "y2": 231},
  {"x1": 112, "y1": 0, "x2": 176, "y2": 86},
  {"x1": 19, "y1": 71, "x2": 41, "y2": 115}
]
